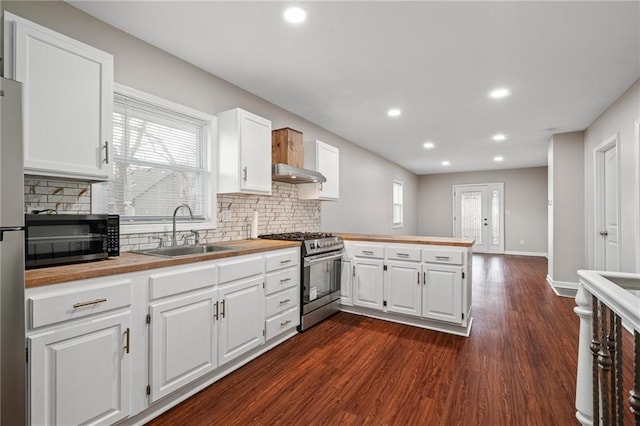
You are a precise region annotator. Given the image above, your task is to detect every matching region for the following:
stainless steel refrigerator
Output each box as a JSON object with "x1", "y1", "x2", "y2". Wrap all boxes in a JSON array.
[{"x1": 0, "y1": 76, "x2": 26, "y2": 424}]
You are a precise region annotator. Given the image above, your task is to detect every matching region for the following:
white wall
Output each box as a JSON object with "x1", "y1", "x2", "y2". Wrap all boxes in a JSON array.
[
  {"x1": 548, "y1": 132, "x2": 585, "y2": 285},
  {"x1": 418, "y1": 167, "x2": 548, "y2": 254},
  {"x1": 584, "y1": 78, "x2": 640, "y2": 272},
  {"x1": 2, "y1": 1, "x2": 419, "y2": 236}
]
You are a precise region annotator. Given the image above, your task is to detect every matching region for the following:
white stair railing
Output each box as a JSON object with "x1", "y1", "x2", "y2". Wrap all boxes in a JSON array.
[{"x1": 575, "y1": 270, "x2": 640, "y2": 426}]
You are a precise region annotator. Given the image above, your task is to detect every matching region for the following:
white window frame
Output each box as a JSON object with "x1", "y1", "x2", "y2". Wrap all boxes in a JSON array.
[
  {"x1": 92, "y1": 83, "x2": 217, "y2": 235},
  {"x1": 392, "y1": 180, "x2": 404, "y2": 229}
]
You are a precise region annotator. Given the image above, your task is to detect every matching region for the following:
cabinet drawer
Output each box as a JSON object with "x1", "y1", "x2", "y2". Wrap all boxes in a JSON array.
[
  {"x1": 353, "y1": 244, "x2": 384, "y2": 259},
  {"x1": 422, "y1": 248, "x2": 463, "y2": 265},
  {"x1": 28, "y1": 279, "x2": 131, "y2": 329},
  {"x1": 265, "y1": 249, "x2": 299, "y2": 272},
  {"x1": 149, "y1": 263, "x2": 217, "y2": 300},
  {"x1": 265, "y1": 287, "x2": 298, "y2": 317},
  {"x1": 218, "y1": 256, "x2": 264, "y2": 284},
  {"x1": 386, "y1": 246, "x2": 421, "y2": 262},
  {"x1": 265, "y1": 267, "x2": 298, "y2": 295},
  {"x1": 265, "y1": 307, "x2": 299, "y2": 340}
]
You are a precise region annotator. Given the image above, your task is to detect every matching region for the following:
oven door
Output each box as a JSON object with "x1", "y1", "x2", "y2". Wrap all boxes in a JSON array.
[{"x1": 302, "y1": 250, "x2": 343, "y2": 315}]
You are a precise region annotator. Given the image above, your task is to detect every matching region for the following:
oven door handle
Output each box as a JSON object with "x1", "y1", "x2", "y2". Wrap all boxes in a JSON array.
[{"x1": 304, "y1": 252, "x2": 344, "y2": 266}]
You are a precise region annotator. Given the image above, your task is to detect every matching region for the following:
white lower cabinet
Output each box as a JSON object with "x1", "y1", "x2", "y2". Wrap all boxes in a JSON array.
[
  {"x1": 343, "y1": 241, "x2": 471, "y2": 334},
  {"x1": 352, "y1": 257, "x2": 384, "y2": 309},
  {"x1": 422, "y1": 263, "x2": 463, "y2": 324},
  {"x1": 218, "y1": 275, "x2": 265, "y2": 366},
  {"x1": 26, "y1": 278, "x2": 133, "y2": 426},
  {"x1": 386, "y1": 260, "x2": 422, "y2": 317},
  {"x1": 148, "y1": 288, "x2": 217, "y2": 403},
  {"x1": 340, "y1": 260, "x2": 353, "y2": 305}
]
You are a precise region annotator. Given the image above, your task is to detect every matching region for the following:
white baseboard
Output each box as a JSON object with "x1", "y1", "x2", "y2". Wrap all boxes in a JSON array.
[
  {"x1": 504, "y1": 251, "x2": 548, "y2": 257},
  {"x1": 546, "y1": 274, "x2": 579, "y2": 297}
]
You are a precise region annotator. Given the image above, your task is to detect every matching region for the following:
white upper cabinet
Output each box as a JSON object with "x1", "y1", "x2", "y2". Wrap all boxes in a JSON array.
[
  {"x1": 298, "y1": 140, "x2": 339, "y2": 200},
  {"x1": 217, "y1": 108, "x2": 272, "y2": 195},
  {"x1": 3, "y1": 13, "x2": 113, "y2": 181}
]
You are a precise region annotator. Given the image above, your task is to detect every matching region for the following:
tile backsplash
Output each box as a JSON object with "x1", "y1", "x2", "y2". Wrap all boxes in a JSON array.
[{"x1": 23, "y1": 177, "x2": 321, "y2": 252}]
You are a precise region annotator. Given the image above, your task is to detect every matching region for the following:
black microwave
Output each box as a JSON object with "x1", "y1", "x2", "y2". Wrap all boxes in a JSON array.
[{"x1": 25, "y1": 214, "x2": 119, "y2": 269}]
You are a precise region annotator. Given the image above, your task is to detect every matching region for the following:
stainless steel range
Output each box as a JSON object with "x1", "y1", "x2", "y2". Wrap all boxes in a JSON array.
[{"x1": 259, "y1": 232, "x2": 343, "y2": 331}]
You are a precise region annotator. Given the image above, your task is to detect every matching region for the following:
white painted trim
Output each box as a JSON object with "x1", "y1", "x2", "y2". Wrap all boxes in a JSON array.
[
  {"x1": 635, "y1": 119, "x2": 640, "y2": 273},
  {"x1": 504, "y1": 251, "x2": 547, "y2": 257},
  {"x1": 546, "y1": 275, "x2": 579, "y2": 297},
  {"x1": 593, "y1": 133, "x2": 620, "y2": 271}
]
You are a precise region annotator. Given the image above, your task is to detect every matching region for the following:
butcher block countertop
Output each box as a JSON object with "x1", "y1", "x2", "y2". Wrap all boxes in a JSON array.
[
  {"x1": 336, "y1": 233, "x2": 475, "y2": 247},
  {"x1": 25, "y1": 239, "x2": 301, "y2": 288}
]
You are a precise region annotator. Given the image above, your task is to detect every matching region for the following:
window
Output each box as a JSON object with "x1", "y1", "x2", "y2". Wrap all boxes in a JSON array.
[
  {"x1": 392, "y1": 180, "x2": 403, "y2": 228},
  {"x1": 94, "y1": 84, "x2": 216, "y2": 232}
]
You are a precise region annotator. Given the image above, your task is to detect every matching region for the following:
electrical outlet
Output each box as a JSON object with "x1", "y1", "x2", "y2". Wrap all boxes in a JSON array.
[
  {"x1": 221, "y1": 210, "x2": 232, "y2": 222},
  {"x1": 519, "y1": 239, "x2": 525, "y2": 245}
]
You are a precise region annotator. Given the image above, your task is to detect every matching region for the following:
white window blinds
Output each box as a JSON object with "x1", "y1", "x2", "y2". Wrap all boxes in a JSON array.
[{"x1": 107, "y1": 93, "x2": 208, "y2": 222}]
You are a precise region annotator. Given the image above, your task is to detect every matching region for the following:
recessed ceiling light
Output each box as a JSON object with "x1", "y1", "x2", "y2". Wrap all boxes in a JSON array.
[
  {"x1": 492, "y1": 133, "x2": 507, "y2": 141},
  {"x1": 423, "y1": 142, "x2": 435, "y2": 149},
  {"x1": 441, "y1": 160, "x2": 450, "y2": 166},
  {"x1": 283, "y1": 7, "x2": 307, "y2": 24},
  {"x1": 387, "y1": 108, "x2": 402, "y2": 117},
  {"x1": 494, "y1": 156, "x2": 504, "y2": 162},
  {"x1": 489, "y1": 88, "x2": 510, "y2": 99}
]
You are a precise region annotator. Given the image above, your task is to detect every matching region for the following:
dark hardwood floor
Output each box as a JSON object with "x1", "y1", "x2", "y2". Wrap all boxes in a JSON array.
[{"x1": 147, "y1": 254, "x2": 586, "y2": 425}]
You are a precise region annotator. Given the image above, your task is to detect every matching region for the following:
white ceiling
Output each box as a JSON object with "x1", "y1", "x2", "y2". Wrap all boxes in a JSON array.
[{"x1": 69, "y1": 1, "x2": 640, "y2": 175}]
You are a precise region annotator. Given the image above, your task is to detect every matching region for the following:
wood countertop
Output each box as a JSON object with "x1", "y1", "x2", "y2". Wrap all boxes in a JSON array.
[
  {"x1": 336, "y1": 233, "x2": 475, "y2": 247},
  {"x1": 25, "y1": 239, "x2": 301, "y2": 289}
]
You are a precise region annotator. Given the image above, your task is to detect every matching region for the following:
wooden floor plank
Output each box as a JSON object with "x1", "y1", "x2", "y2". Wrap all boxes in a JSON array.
[{"x1": 147, "y1": 254, "x2": 633, "y2": 425}]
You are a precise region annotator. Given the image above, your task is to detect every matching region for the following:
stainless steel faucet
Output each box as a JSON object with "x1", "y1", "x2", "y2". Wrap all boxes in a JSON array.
[{"x1": 172, "y1": 204, "x2": 194, "y2": 246}]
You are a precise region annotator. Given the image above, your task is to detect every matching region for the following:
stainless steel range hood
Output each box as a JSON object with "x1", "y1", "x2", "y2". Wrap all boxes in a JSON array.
[{"x1": 272, "y1": 163, "x2": 326, "y2": 184}]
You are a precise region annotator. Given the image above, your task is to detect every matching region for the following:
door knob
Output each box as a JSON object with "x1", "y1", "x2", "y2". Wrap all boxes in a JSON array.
[{"x1": 599, "y1": 230, "x2": 609, "y2": 237}]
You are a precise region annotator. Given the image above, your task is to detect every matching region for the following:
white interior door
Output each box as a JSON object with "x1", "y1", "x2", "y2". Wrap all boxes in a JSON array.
[
  {"x1": 595, "y1": 136, "x2": 619, "y2": 271},
  {"x1": 453, "y1": 183, "x2": 504, "y2": 254}
]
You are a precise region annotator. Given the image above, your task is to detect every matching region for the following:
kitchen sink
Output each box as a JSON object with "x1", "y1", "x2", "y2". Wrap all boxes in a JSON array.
[{"x1": 135, "y1": 244, "x2": 237, "y2": 258}]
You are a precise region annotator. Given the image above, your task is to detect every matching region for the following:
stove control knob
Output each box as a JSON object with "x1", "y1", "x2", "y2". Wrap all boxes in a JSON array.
[{"x1": 317, "y1": 240, "x2": 324, "y2": 248}]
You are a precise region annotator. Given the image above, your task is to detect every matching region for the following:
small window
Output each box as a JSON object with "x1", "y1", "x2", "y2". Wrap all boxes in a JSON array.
[
  {"x1": 393, "y1": 180, "x2": 403, "y2": 228},
  {"x1": 96, "y1": 85, "x2": 216, "y2": 230}
]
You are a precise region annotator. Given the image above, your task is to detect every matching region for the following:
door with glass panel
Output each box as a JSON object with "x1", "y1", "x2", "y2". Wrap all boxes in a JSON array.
[{"x1": 453, "y1": 183, "x2": 504, "y2": 254}]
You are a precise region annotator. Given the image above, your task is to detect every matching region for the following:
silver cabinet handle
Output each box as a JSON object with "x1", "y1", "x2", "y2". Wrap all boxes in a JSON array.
[
  {"x1": 242, "y1": 166, "x2": 248, "y2": 182},
  {"x1": 353, "y1": 265, "x2": 356, "y2": 277},
  {"x1": 319, "y1": 182, "x2": 324, "y2": 191},
  {"x1": 73, "y1": 298, "x2": 107, "y2": 308},
  {"x1": 103, "y1": 141, "x2": 109, "y2": 164},
  {"x1": 396, "y1": 253, "x2": 410, "y2": 257},
  {"x1": 423, "y1": 272, "x2": 426, "y2": 286},
  {"x1": 214, "y1": 301, "x2": 219, "y2": 321},
  {"x1": 280, "y1": 319, "x2": 292, "y2": 327},
  {"x1": 279, "y1": 298, "x2": 291, "y2": 305},
  {"x1": 280, "y1": 259, "x2": 292, "y2": 264},
  {"x1": 221, "y1": 299, "x2": 226, "y2": 318},
  {"x1": 279, "y1": 277, "x2": 291, "y2": 283},
  {"x1": 417, "y1": 271, "x2": 420, "y2": 285},
  {"x1": 435, "y1": 256, "x2": 451, "y2": 260},
  {"x1": 362, "y1": 250, "x2": 374, "y2": 255}
]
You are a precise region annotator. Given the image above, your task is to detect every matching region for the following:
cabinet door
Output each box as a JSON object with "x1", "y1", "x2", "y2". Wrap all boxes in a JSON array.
[
  {"x1": 149, "y1": 289, "x2": 217, "y2": 402},
  {"x1": 239, "y1": 110, "x2": 271, "y2": 193},
  {"x1": 340, "y1": 260, "x2": 353, "y2": 305},
  {"x1": 422, "y1": 264, "x2": 463, "y2": 324},
  {"x1": 317, "y1": 141, "x2": 339, "y2": 199},
  {"x1": 28, "y1": 312, "x2": 130, "y2": 426},
  {"x1": 353, "y1": 258, "x2": 384, "y2": 310},
  {"x1": 386, "y1": 261, "x2": 421, "y2": 317},
  {"x1": 9, "y1": 15, "x2": 113, "y2": 181},
  {"x1": 218, "y1": 276, "x2": 265, "y2": 365}
]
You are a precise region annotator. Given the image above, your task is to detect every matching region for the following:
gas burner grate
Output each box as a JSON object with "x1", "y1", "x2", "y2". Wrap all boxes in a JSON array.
[{"x1": 259, "y1": 232, "x2": 334, "y2": 241}]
